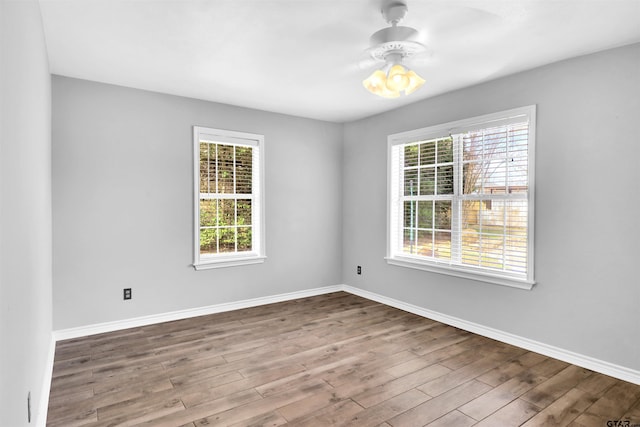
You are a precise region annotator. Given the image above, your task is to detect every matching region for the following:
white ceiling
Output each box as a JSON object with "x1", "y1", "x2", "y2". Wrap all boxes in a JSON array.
[{"x1": 39, "y1": 0, "x2": 640, "y2": 123}]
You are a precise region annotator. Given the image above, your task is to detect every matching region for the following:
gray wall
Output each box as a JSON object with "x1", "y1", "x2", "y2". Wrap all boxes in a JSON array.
[
  {"x1": 343, "y1": 43, "x2": 640, "y2": 372},
  {"x1": 0, "y1": 0, "x2": 53, "y2": 425},
  {"x1": 52, "y1": 76, "x2": 343, "y2": 330}
]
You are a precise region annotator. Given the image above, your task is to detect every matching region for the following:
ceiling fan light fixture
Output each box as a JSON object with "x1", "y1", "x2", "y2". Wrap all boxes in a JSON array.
[
  {"x1": 362, "y1": 62, "x2": 424, "y2": 97},
  {"x1": 361, "y1": 0, "x2": 427, "y2": 98}
]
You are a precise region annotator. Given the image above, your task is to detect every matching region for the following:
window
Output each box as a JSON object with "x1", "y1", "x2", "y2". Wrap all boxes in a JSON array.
[
  {"x1": 193, "y1": 126, "x2": 265, "y2": 270},
  {"x1": 387, "y1": 106, "x2": 535, "y2": 289}
]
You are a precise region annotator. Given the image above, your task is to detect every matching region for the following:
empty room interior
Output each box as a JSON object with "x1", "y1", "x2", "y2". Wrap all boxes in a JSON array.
[{"x1": 1, "y1": 0, "x2": 640, "y2": 426}]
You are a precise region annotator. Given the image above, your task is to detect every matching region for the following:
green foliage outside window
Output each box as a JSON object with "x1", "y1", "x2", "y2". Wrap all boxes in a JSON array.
[{"x1": 199, "y1": 141, "x2": 254, "y2": 255}]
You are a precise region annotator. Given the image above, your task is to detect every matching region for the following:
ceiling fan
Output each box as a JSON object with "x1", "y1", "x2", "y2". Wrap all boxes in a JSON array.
[{"x1": 362, "y1": 0, "x2": 428, "y2": 98}]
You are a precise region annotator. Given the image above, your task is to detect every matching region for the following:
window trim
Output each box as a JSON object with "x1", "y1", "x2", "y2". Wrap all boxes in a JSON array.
[
  {"x1": 193, "y1": 126, "x2": 266, "y2": 270},
  {"x1": 386, "y1": 106, "x2": 536, "y2": 289}
]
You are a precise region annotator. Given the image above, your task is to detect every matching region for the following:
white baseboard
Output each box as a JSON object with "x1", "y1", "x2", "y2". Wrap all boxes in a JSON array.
[
  {"x1": 53, "y1": 285, "x2": 343, "y2": 341},
  {"x1": 51, "y1": 283, "x2": 639, "y2": 385},
  {"x1": 342, "y1": 285, "x2": 640, "y2": 386},
  {"x1": 37, "y1": 333, "x2": 56, "y2": 427}
]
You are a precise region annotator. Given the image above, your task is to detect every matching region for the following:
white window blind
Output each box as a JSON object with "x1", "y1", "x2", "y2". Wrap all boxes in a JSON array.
[
  {"x1": 387, "y1": 106, "x2": 535, "y2": 289},
  {"x1": 193, "y1": 126, "x2": 265, "y2": 270}
]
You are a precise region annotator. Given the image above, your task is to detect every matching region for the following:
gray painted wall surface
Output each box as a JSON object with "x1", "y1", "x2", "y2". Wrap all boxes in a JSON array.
[
  {"x1": 52, "y1": 76, "x2": 343, "y2": 330},
  {"x1": 343, "y1": 43, "x2": 640, "y2": 372},
  {"x1": 0, "y1": 0, "x2": 53, "y2": 425}
]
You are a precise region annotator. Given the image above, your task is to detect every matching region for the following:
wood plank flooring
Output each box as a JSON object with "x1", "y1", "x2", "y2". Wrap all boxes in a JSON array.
[{"x1": 47, "y1": 292, "x2": 640, "y2": 427}]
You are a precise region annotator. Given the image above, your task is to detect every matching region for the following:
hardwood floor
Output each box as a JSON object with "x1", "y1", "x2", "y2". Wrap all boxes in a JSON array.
[{"x1": 47, "y1": 292, "x2": 640, "y2": 427}]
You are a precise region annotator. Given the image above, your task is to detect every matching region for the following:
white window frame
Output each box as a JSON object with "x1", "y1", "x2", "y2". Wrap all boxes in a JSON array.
[
  {"x1": 386, "y1": 106, "x2": 536, "y2": 290},
  {"x1": 193, "y1": 126, "x2": 266, "y2": 270}
]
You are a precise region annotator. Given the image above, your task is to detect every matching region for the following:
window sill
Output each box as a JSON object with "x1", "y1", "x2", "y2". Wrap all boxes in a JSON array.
[
  {"x1": 194, "y1": 255, "x2": 266, "y2": 270},
  {"x1": 385, "y1": 256, "x2": 535, "y2": 290}
]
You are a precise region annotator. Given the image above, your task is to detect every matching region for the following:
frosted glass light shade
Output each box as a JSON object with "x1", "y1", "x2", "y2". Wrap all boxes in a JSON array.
[
  {"x1": 404, "y1": 70, "x2": 425, "y2": 95},
  {"x1": 363, "y1": 65, "x2": 424, "y2": 98},
  {"x1": 386, "y1": 64, "x2": 410, "y2": 92},
  {"x1": 363, "y1": 69, "x2": 386, "y2": 91},
  {"x1": 363, "y1": 69, "x2": 400, "y2": 98}
]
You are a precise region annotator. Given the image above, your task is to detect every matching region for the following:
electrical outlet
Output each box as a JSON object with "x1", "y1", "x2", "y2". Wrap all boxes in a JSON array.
[
  {"x1": 27, "y1": 391, "x2": 31, "y2": 423},
  {"x1": 123, "y1": 288, "x2": 132, "y2": 300},
  {"x1": 357, "y1": 265, "x2": 362, "y2": 275}
]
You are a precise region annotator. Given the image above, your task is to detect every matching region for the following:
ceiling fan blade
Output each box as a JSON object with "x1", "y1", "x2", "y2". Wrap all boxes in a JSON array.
[
  {"x1": 357, "y1": 50, "x2": 382, "y2": 70},
  {"x1": 426, "y1": 7, "x2": 504, "y2": 46}
]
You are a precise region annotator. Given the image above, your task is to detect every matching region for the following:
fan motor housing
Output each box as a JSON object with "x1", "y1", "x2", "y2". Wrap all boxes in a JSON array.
[
  {"x1": 370, "y1": 26, "x2": 420, "y2": 46},
  {"x1": 368, "y1": 26, "x2": 425, "y2": 61}
]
